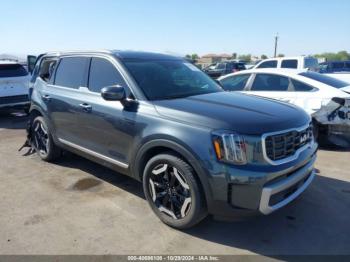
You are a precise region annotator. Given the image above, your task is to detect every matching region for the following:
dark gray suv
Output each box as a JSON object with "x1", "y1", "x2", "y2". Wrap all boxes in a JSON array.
[{"x1": 28, "y1": 50, "x2": 317, "y2": 229}]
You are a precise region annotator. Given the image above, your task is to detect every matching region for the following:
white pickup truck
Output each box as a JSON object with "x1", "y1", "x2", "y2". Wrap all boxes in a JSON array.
[
  {"x1": 254, "y1": 56, "x2": 320, "y2": 71},
  {"x1": 0, "y1": 60, "x2": 31, "y2": 111}
]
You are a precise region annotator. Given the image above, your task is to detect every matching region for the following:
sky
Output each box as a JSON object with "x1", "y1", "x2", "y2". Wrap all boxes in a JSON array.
[{"x1": 1, "y1": 0, "x2": 349, "y2": 57}]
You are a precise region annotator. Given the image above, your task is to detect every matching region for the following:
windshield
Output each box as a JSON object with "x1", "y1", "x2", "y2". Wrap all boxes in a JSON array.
[
  {"x1": 0, "y1": 64, "x2": 28, "y2": 78},
  {"x1": 123, "y1": 59, "x2": 223, "y2": 100},
  {"x1": 300, "y1": 71, "x2": 349, "y2": 88}
]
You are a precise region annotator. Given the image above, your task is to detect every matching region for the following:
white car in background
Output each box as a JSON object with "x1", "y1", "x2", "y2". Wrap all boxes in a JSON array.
[
  {"x1": 254, "y1": 56, "x2": 320, "y2": 71},
  {"x1": 218, "y1": 69, "x2": 350, "y2": 146},
  {"x1": 0, "y1": 60, "x2": 30, "y2": 111}
]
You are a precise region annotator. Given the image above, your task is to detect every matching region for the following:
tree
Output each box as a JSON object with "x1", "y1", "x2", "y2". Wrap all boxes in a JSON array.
[
  {"x1": 261, "y1": 54, "x2": 268, "y2": 59},
  {"x1": 185, "y1": 54, "x2": 191, "y2": 59},
  {"x1": 314, "y1": 50, "x2": 350, "y2": 61},
  {"x1": 232, "y1": 53, "x2": 237, "y2": 59},
  {"x1": 191, "y1": 54, "x2": 199, "y2": 60},
  {"x1": 238, "y1": 54, "x2": 251, "y2": 62},
  {"x1": 277, "y1": 54, "x2": 285, "y2": 57}
]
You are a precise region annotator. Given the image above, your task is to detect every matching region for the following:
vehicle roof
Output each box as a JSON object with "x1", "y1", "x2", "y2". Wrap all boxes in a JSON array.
[
  {"x1": 218, "y1": 68, "x2": 311, "y2": 80},
  {"x1": 260, "y1": 56, "x2": 317, "y2": 61},
  {"x1": 231, "y1": 68, "x2": 307, "y2": 76},
  {"x1": 42, "y1": 50, "x2": 182, "y2": 61}
]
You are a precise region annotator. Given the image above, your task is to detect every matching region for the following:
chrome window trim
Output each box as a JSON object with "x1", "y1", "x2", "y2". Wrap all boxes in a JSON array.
[
  {"x1": 50, "y1": 53, "x2": 139, "y2": 100},
  {"x1": 261, "y1": 123, "x2": 314, "y2": 165},
  {"x1": 58, "y1": 138, "x2": 129, "y2": 169}
]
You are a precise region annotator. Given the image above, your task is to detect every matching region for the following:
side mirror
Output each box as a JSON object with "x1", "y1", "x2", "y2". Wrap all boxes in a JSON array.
[
  {"x1": 27, "y1": 55, "x2": 37, "y2": 74},
  {"x1": 101, "y1": 85, "x2": 126, "y2": 101}
]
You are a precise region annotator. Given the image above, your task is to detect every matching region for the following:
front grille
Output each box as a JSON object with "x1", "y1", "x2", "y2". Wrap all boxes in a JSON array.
[
  {"x1": 265, "y1": 124, "x2": 313, "y2": 161},
  {"x1": 0, "y1": 95, "x2": 29, "y2": 105}
]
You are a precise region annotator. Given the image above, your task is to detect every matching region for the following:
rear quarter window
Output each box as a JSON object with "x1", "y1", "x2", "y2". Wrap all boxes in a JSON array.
[
  {"x1": 0, "y1": 64, "x2": 28, "y2": 77},
  {"x1": 291, "y1": 79, "x2": 315, "y2": 91}
]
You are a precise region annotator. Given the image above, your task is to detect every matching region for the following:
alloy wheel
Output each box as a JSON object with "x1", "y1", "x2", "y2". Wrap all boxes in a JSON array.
[
  {"x1": 32, "y1": 120, "x2": 49, "y2": 155},
  {"x1": 148, "y1": 164, "x2": 192, "y2": 219}
]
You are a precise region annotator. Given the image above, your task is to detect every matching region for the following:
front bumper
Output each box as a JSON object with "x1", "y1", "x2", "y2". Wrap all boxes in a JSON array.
[
  {"x1": 259, "y1": 160, "x2": 315, "y2": 214},
  {"x1": 206, "y1": 142, "x2": 317, "y2": 219}
]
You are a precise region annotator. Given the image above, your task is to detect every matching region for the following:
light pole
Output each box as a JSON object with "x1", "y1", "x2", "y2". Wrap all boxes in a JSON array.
[{"x1": 274, "y1": 33, "x2": 279, "y2": 57}]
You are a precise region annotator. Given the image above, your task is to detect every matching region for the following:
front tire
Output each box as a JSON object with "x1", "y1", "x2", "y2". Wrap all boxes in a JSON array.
[
  {"x1": 31, "y1": 116, "x2": 61, "y2": 161},
  {"x1": 143, "y1": 153, "x2": 207, "y2": 229}
]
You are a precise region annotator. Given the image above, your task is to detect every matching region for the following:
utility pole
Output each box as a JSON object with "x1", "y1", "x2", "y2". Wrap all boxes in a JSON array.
[{"x1": 274, "y1": 33, "x2": 279, "y2": 57}]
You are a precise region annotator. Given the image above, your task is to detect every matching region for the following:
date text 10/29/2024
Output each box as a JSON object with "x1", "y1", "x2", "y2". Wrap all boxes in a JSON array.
[{"x1": 128, "y1": 256, "x2": 220, "y2": 261}]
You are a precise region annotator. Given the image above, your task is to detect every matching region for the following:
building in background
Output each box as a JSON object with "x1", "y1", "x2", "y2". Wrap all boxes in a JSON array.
[{"x1": 197, "y1": 53, "x2": 232, "y2": 69}]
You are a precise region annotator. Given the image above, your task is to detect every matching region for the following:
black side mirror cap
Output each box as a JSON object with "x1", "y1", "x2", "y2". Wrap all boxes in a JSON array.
[{"x1": 101, "y1": 85, "x2": 126, "y2": 101}]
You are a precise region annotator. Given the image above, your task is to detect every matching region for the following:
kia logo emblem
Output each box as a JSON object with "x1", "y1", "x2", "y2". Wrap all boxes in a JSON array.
[{"x1": 300, "y1": 133, "x2": 309, "y2": 144}]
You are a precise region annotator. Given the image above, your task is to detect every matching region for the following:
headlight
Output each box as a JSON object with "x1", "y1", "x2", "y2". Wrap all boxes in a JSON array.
[{"x1": 212, "y1": 132, "x2": 247, "y2": 165}]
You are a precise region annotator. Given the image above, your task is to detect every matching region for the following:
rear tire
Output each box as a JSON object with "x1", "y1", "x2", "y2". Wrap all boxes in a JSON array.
[
  {"x1": 143, "y1": 153, "x2": 207, "y2": 229},
  {"x1": 31, "y1": 116, "x2": 61, "y2": 161}
]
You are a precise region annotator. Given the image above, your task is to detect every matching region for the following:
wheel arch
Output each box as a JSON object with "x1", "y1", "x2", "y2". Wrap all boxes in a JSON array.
[{"x1": 132, "y1": 139, "x2": 214, "y2": 207}]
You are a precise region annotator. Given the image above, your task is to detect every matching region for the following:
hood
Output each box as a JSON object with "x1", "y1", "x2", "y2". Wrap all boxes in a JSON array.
[
  {"x1": 153, "y1": 92, "x2": 310, "y2": 135},
  {"x1": 341, "y1": 86, "x2": 350, "y2": 94}
]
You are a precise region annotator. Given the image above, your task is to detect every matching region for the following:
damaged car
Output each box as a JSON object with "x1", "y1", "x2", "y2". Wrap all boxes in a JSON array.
[{"x1": 218, "y1": 69, "x2": 350, "y2": 147}]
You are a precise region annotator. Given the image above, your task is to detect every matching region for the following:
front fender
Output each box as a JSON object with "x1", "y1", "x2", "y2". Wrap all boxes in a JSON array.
[{"x1": 132, "y1": 137, "x2": 214, "y2": 209}]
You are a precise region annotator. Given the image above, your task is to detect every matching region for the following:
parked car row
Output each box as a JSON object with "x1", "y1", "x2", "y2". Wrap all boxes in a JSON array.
[
  {"x1": 203, "y1": 61, "x2": 246, "y2": 78},
  {"x1": 320, "y1": 60, "x2": 350, "y2": 73},
  {"x1": 18, "y1": 50, "x2": 318, "y2": 229}
]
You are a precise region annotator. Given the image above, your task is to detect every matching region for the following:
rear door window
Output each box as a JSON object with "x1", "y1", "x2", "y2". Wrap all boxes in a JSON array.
[
  {"x1": 0, "y1": 64, "x2": 28, "y2": 78},
  {"x1": 220, "y1": 74, "x2": 251, "y2": 91},
  {"x1": 251, "y1": 74, "x2": 289, "y2": 91},
  {"x1": 54, "y1": 57, "x2": 89, "y2": 89},
  {"x1": 257, "y1": 60, "x2": 278, "y2": 68},
  {"x1": 88, "y1": 58, "x2": 126, "y2": 93},
  {"x1": 281, "y1": 59, "x2": 298, "y2": 69}
]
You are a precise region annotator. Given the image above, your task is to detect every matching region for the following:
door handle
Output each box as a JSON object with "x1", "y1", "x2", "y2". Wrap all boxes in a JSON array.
[
  {"x1": 79, "y1": 103, "x2": 92, "y2": 112},
  {"x1": 42, "y1": 94, "x2": 51, "y2": 101}
]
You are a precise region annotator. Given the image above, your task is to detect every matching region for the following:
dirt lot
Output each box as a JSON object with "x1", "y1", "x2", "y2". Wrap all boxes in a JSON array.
[{"x1": 0, "y1": 110, "x2": 349, "y2": 256}]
